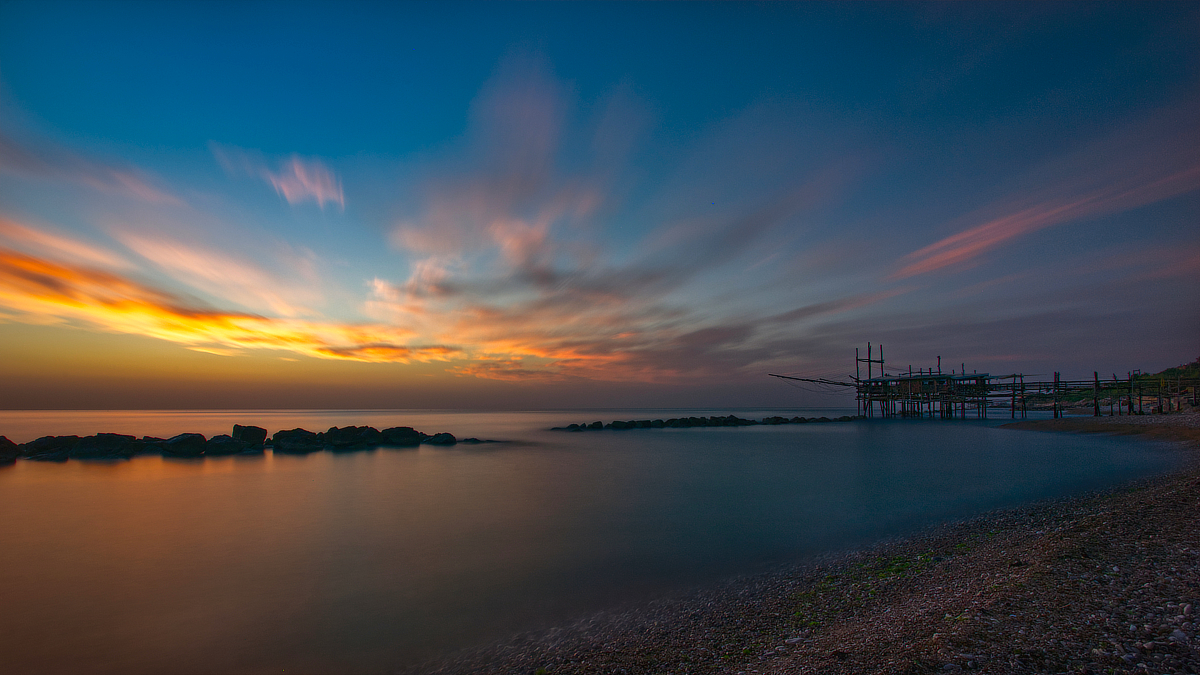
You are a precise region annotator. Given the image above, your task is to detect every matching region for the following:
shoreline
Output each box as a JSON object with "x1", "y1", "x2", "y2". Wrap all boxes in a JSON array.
[{"x1": 414, "y1": 414, "x2": 1200, "y2": 674}]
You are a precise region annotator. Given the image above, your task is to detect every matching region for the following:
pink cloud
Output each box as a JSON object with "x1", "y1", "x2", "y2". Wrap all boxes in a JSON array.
[
  {"x1": 894, "y1": 107, "x2": 1200, "y2": 280},
  {"x1": 895, "y1": 164, "x2": 1200, "y2": 279},
  {"x1": 211, "y1": 143, "x2": 344, "y2": 209},
  {"x1": 264, "y1": 156, "x2": 345, "y2": 209}
]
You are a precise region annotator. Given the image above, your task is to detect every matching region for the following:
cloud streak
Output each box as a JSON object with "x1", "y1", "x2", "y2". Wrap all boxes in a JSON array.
[
  {"x1": 895, "y1": 107, "x2": 1200, "y2": 279},
  {"x1": 111, "y1": 228, "x2": 322, "y2": 317}
]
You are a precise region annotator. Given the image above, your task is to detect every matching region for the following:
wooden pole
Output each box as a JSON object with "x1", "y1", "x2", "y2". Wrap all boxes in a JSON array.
[
  {"x1": 1021, "y1": 375, "x2": 1026, "y2": 418},
  {"x1": 1126, "y1": 373, "x2": 1132, "y2": 415},
  {"x1": 1093, "y1": 372, "x2": 1100, "y2": 417},
  {"x1": 1053, "y1": 372, "x2": 1060, "y2": 419}
]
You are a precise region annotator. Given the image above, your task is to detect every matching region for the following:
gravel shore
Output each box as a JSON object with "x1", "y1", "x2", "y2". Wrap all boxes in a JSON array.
[{"x1": 413, "y1": 414, "x2": 1200, "y2": 675}]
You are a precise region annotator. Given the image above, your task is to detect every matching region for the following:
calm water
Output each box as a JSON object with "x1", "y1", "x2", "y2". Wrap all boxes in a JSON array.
[{"x1": 0, "y1": 409, "x2": 1182, "y2": 674}]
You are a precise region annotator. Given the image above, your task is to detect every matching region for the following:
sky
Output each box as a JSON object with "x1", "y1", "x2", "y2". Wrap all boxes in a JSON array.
[{"x1": 0, "y1": 1, "x2": 1196, "y2": 410}]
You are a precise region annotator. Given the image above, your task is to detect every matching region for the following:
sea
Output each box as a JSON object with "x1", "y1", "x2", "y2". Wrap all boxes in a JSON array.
[{"x1": 0, "y1": 408, "x2": 1182, "y2": 674}]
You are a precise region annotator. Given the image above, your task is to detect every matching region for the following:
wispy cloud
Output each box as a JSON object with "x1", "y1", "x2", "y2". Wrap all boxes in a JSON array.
[
  {"x1": 369, "y1": 56, "x2": 875, "y2": 383},
  {"x1": 0, "y1": 130, "x2": 181, "y2": 205},
  {"x1": 211, "y1": 143, "x2": 345, "y2": 209},
  {"x1": 111, "y1": 228, "x2": 322, "y2": 317}
]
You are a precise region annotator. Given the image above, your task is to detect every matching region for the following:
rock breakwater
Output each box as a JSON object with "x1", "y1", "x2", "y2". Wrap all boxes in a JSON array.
[{"x1": 0, "y1": 424, "x2": 480, "y2": 463}]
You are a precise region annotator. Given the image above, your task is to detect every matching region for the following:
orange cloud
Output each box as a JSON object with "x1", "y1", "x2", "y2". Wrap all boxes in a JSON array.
[{"x1": 0, "y1": 248, "x2": 458, "y2": 364}]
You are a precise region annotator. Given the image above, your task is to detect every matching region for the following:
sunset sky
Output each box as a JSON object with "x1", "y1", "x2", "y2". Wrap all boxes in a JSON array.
[{"x1": 0, "y1": 1, "x2": 1197, "y2": 409}]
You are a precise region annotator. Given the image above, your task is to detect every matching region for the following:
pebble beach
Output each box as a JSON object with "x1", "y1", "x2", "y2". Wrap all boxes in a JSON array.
[{"x1": 417, "y1": 413, "x2": 1200, "y2": 675}]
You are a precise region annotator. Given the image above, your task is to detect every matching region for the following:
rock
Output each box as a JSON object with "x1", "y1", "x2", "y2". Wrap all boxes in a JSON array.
[
  {"x1": 791, "y1": 416, "x2": 808, "y2": 423},
  {"x1": 205, "y1": 434, "x2": 249, "y2": 456},
  {"x1": 271, "y1": 428, "x2": 323, "y2": 454},
  {"x1": 423, "y1": 432, "x2": 457, "y2": 446},
  {"x1": 588, "y1": 421, "x2": 603, "y2": 430},
  {"x1": 70, "y1": 433, "x2": 137, "y2": 460},
  {"x1": 21, "y1": 435, "x2": 80, "y2": 461},
  {"x1": 0, "y1": 436, "x2": 18, "y2": 463},
  {"x1": 1184, "y1": 603, "x2": 1194, "y2": 617},
  {"x1": 380, "y1": 426, "x2": 423, "y2": 447},
  {"x1": 651, "y1": 419, "x2": 665, "y2": 428},
  {"x1": 324, "y1": 425, "x2": 383, "y2": 451},
  {"x1": 232, "y1": 424, "x2": 267, "y2": 446},
  {"x1": 610, "y1": 421, "x2": 629, "y2": 430},
  {"x1": 565, "y1": 424, "x2": 582, "y2": 432},
  {"x1": 1169, "y1": 629, "x2": 1188, "y2": 643},
  {"x1": 163, "y1": 433, "x2": 207, "y2": 457}
]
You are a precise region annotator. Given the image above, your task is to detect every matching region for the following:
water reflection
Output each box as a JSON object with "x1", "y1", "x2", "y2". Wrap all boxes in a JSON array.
[{"x1": 0, "y1": 413, "x2": 1181, "y2": 673}]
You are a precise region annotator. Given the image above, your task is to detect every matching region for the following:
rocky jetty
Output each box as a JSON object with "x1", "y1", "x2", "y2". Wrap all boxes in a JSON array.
[
  {"x1": 552, "y1": 414, "x2": 860, "y2": 431},
  {"x1": 1, "y1": 423, "x2": 473, "y2": 463}
]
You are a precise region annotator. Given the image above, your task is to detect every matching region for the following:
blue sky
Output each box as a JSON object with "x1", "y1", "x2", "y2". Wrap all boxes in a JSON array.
[{"x1": 0, "y1": 1, "x2": 1196, "y2": 409}]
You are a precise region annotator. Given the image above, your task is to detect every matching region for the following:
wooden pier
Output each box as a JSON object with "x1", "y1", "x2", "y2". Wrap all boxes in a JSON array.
[{"x1": 770, "y1": 343, "x2": 1199, "y2": 420}]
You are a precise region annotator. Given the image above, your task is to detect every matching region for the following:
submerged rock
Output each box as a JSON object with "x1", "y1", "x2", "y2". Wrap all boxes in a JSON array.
[
  {"x1": 70, "y1": 433, "x2": 137, "y2": 460},
  {"x1": 21, "y1": 435, "x2": 80, "y2": 461},
  {"x1": 422, "y1": 432, "x2": 457, "y2": 446},
  {"x1": 232, "y1": 424, "x2": 268, "y2": 446},
  {"x1": 163, "y1": 433, "x2": 206, "y2": 457},
  {"x1": 380, "y1": 426, "x2": 423, "y2": 447},
  {"x1": 271, "y1": 428, "x2": 323, "y2": 454}
]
